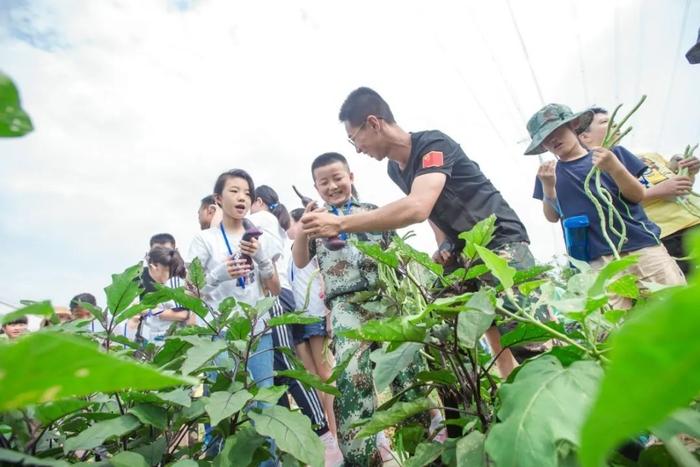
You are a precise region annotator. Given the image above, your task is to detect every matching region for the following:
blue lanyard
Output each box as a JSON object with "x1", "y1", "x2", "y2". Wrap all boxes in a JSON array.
[
  {"x1": 219, "y1": 223, "x2": 246, "y2": 288},
  {"x1": 330, "y1": 200, "x2": 353, "y2": 241}
]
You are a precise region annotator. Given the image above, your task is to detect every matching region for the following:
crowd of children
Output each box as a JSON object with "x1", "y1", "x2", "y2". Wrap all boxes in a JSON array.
[{"x1": 2, "y1": 87, "x2": 697, "y2": 467}]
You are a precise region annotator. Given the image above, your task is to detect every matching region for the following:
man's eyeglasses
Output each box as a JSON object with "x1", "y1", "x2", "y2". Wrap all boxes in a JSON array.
[{"x1": 347, "y1": 120, "x2": 367, "y2": 148}]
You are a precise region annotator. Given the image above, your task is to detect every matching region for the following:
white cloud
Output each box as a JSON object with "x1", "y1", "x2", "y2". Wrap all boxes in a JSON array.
[{"x1": 0, "y1": 0, "x2": 698, "y2": 309}]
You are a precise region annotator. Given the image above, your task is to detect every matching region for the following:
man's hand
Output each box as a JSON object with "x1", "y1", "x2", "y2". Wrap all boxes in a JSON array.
[
  {"x1": 591, "y1": 147, "x2": 624, "y2": 174},
  {"x1": 650, "y1": 176, "x2": 694, "y2": 198},
  {"x1": 301, "y1": 211, "x2": 342, "y2": 238},
  {"x1": 537, "y1": 160, "x2": 557, "y2": 190},
  {"x1": 432, "y1": 249, "x2": 453, "y2": 265},
  {"x1": 678, "y1": 157, "x2": 700, "y2": 176}
]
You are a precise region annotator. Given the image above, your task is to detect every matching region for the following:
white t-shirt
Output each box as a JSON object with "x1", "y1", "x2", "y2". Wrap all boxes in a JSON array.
[
  {"x1": 248, "y1": 211, "x2": 291, "y2": 290},
  {"x1": 289, "y1": 257, "x2": 326, "y2": 318},
  {"x1": 187, "y1": 225, "x2": 273, "y2": 334}
]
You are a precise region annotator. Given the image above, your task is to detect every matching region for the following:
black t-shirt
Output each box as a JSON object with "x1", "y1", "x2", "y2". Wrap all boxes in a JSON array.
[
  {"x1": 387, "y1": 130, "x2": 529, "y2": 251},
  {"x1": 140, "y1": 267, "x2": 157, "y2": 299}
]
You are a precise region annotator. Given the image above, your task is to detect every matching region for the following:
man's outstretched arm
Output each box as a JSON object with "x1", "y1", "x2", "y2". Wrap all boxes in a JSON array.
[{"x1": 301, "y1": 172, "x2": 446, "y2": 237}]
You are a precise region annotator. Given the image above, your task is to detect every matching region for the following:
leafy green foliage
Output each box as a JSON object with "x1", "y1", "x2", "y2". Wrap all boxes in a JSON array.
[
  {"x1": 206, "y1": 390, "x2": 253, "y2": 426},
  {"x1": 404, "y1": 441, "x2": 444, "y2": 467},
  {"x1": 474, "y1": 244, "x2": 515, "y2": 289},
  {"x1": 213, "y1": 425, "x2": 267, "y2": 467},
  {"x1": 579, "y1": 281, "x2": 700, "y2": 467},
  {"x1": 339, "y1": 317, "x2": 427, "y2": 343},
  {"x1": 0, "y1": 301, "x2": 54, "y2": 325},
  {"x1": 276, "y1": 369, "x2": 340, "y2": 396},
  {"x1": 63, "y1": 414, "x2": 141, "y2": 452},
  {"x1": 485, "y1": 356, "x2": 603, "y2": 467},
  {"x1": 105, "y1": 264, "x2": 144, "y2": 318},
  {"x1": 456, "y1": 289, "x2": 495, "y2": 348},
  {"x1": 355, "y1": 398, "x2": 434, "y2": 438},
  {"x1": 0, "y1": 332, "x2": 189, "y2": 410},
  {"x1": 459, "y1": 214, "x2": 496, "y2": 261},
  {"x1": 370, "y1": 342, "x2": 422, "y2": 392},
  {"x1": 0, "y1": 72, "x2": 33, "y2": 137},
  {"x1": 456, "y1": 431, "x2": 487, "y2": 467},
  {"x1": 352, "y1": 240, "x2": 400, "y2": 267}
]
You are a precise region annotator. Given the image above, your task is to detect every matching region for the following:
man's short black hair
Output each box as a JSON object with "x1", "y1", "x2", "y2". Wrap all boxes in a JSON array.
[
  {"x1": 70, "y1": 293, "x2": 97, "y2": 311},
  {"x1": 200, "y1": 194, "x2": 216, "y2": 207},
  {"x1": 150, "y1": 233, "x2": 176, "y2": 247},
  {"x1": 338, "y1": 87, "x2": 396, "y2": 127},
  {"x1": 2, "y1": 316, "x2": 28, "y2": 326},
  {"x1": 311, "y1": 152, "x2": 350, "y2": 181},
  {"x1": 580, "y1": 106, "x2": 608, "y2": 132},
  {"x1": 290, "y1": 208, "x2": 305, "y2": 222}
]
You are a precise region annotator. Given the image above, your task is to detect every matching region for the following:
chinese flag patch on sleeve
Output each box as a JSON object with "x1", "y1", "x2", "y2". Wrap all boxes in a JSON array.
[{"x1": 421, "y1": 151, "x2": 444, "y2": 169}]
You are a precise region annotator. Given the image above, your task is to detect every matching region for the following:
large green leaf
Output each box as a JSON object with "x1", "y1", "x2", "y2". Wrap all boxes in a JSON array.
[
  {"x1": 1, "y1": 301, "x2": 54, "y2": 325},
  {"x1": 253, "y1": 385, "x2": 289, "y2": 404},
  {"x1": 579, "y1": 281, "x2": 700, "y2": 467},
  {"x1": 105, "y1": 264, "x2": 143, "y2": 317},
  {"x1": 652, "y1": 408, "x2": 700, "y2": 441},
  {"x1": 0, "y1": 449, "x2": 67, "y2": 466},
  {"x1": 355, "y1": 398, "x2": 434, "y2": 438},
  {"x1": 394, "y1": 236, "x2": 443, "y2": 276},
  {"x1": 0, "y1": 72, "x2": 33, "y2": 137},
  {"x1": 213, "y1": 425, "x2": 267, "y2": 467},
  {"x1": 34, "y1": 399, "x2": 92, "y2": 425},
  {"x1": 485, "y1": 356, "x2": 603, "y2": 467},
  {"x1": 248, "y1": 405, "x2": 324, "y2": 467},
  {"x1": 474, "y1": 244, "x2": 515, "y2": 289},
  {"x1": 352, "y1": 240, "x2": 400, "y2": 268},
  {"x1": 459, "y1": 214, "x2": 496, "y2": 261},
  {"x1": 500, "y1": 321, "x2": 565, "y2": 348},
  {"x1": 606, "y1": 274, "x2": 640, "y2": 299},
  {"x1": 267, "y1": 314, "x2": 322, "y2": 327},
  {"x1": 456, "y1": 289, "x2": 495, "y2": 348},
  {"x1": 456, "y1": 431, "x2": 487, "y2": 467},
  {"x1": 64, "y1": 414, "x2": 141, "y2": 452},
  {"x1": 205, "y1": 390, "x2": 253, "y2": 426},
  {"x1": 156, "y1": 387, "x2": 192, "y2": 407},
  {"x1": 587, "y1": 255, "x2": 638, "y2": 298},
  {"x1": 404, "y1": 442, "x2": 444, "y2": 467},
  {"x1": 0, "y1": 332, "x2": 190, "y2": 411},
  {"x1": 128, "y1": 404, "x2": 167, "y2": 430},
  {"x1": 188, "y1": 257, "x2": 206, "y2": 290},
  {"x1": 110, "y1": 451, "x2": 149, "y2": 467},
  {"x1": 339, "y1": 317, "x2": 426, "y2": 343},
  {"x1": 139, "y1": 286, "x2": 209, "y2": 321},
  {"x1": 178, "y1": 335, "x2": 228, "y2": 375},
  {"x1": 276, "y1": 369, "x2": 340, "y2": 396},
  {"x1": 370, "y1": 342, "x2": 422, "y2": 392},
  {"x1": 132, "y1": 437, "x2": 167, "y2": 466}
]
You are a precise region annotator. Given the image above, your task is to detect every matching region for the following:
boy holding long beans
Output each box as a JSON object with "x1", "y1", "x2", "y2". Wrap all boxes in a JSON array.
[{"x1": 525, "y1": 104, "x2": 685, "y2": 308}]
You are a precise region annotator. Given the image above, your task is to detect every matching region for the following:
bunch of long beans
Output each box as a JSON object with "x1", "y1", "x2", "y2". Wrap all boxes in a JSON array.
[
  {"x1": 583, "y1": 95, "x2": 647, "y2": 260},
  {"x1": 676, "y1": 143, "x2": 700, "y2": 217}
]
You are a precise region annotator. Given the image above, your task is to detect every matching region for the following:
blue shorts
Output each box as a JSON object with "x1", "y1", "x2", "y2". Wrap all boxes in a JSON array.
[{"x1": 293, "y1": 320, "x2": 327, "y2": 344}]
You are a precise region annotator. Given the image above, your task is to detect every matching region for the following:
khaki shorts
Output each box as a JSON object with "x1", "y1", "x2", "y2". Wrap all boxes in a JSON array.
[{"x1": 590, "y1": 244, "x2": 686, "y2": 309}]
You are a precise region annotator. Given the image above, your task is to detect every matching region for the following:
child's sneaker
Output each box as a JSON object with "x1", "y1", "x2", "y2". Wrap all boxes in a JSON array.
[
  {"x1": 319, "y1": 431, "x2": 343, "y2": 467},
  {"x1": 429, "y1": 413, "x2": 448, "y2": 444}
]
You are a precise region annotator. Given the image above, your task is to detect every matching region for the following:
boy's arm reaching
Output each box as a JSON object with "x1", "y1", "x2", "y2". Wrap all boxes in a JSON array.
[{"x1": 592, "y1": 147, "x2": 645, "y2": 203}]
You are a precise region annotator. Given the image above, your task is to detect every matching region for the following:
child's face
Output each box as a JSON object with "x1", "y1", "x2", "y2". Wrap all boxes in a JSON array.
[
  {"x1": 313, "y1": 162, "x2": 354, "y2": 207},
  {"x1": 579, "y1": 113, "x2": 608, "y2": 147},
  {"x1": 3, "y1": 322, "x2": 27, "y2": 339},
  {"x1": 149, "y1": 263, "x2": 171, "y2": 284},
  {"x1": 72, "y1": 306, "x2": 93, "y2": 321},
  {"x1": 542, "y1": 125, "x2": 583, "y2": 158},
  {"x1": 216, "y1": 176, "x2": 252, "y2": 221}
]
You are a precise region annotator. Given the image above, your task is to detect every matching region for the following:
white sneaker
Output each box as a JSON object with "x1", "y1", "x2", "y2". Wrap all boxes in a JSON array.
[
  {"x1": 429, "y1": 413, "x2": 448, "y2": 444},
  {"x1": 319, "y1": 432, "x2": 344, "y2": 467}
]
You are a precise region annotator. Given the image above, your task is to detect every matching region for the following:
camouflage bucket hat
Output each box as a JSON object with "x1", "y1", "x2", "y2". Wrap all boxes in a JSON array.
[
  {"x1": 687, "y1": 27, "x2": 700, "y2": 64},
  {"x1": 524, "y1": 103, "x2": 593, "y2": 156}
]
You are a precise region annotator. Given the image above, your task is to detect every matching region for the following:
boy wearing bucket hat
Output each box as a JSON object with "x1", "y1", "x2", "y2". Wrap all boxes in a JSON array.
[{"x1": 526, "y1": 104, "x2": 685, "y2": 307}]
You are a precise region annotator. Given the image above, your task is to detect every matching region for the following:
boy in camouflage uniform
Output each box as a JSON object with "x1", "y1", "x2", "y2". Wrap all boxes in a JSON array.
[{"x1": 293, "y1": 152, "x2": 431, "y2": 466}]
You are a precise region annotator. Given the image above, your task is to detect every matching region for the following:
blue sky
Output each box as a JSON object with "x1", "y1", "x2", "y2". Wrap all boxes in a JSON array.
[{"x1": 1, "y1": 0, "x2": 699, "y2": 314}]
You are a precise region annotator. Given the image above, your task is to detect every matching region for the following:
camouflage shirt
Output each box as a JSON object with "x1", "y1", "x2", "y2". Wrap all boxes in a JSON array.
[{"x1": 309, "y1": 198, "x2": 394, "y2": 304}]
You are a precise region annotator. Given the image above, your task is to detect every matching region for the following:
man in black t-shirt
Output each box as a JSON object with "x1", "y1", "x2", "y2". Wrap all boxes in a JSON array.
[{"x1": 301, "y1": 87, "x2": 533, "y2": 378}]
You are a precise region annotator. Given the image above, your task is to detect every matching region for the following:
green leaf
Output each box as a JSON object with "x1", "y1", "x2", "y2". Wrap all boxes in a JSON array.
[
  {"x1": 132, "y1": 437, "x2": 167, "y2": 466},
  {"x1": 0, "y1": 449, "x2": 68, "y2": 466},
  {"x1": 0, "y1": 72, "x2": 33, "y2": 137},
  {"x1": 227, "y1": 316, "x2": 253, "y2": 340},
  {"x1": 205, "y1": 390, "x2": 253, "y2": 426},
  {"x1": 267, "y1": 314, "x2": 322, "y2": 327},
  {"x1": 34, "y1": 399, "x2": 92, "y2": 425},
  {"x1": 416, "y1": 370, "x2": 457, "y2": 386},
  {"x1": 456, "y1": 290, "x2": 495, "y2": 348},
  {"x1": 607, "y1": 274, "x2": 640, "y2": 299},
  {"x1": 157, "y1": 387, "x2": 192, "y2": 407},
  {"x1": 128, "y1": 404, "x2": 167, "y2": 430},
  {"x1": 588, "y1": 255, "x2": 638, "y2": 298},
  {"x1": 339, "y1": 317, "x2": 426, "y2": 343},
  {"x1": 652, "y1": 408, "x2": 700, "y2": 441},
  {"x1": 253, "y1": 296, "x2": 278, "y2": 320},
  {"x1": 500, "y1": 321, "x2": 564, "y2": 348},
  {"x1": 404, "y1": 442, "x2": 445, "y2": 467},
  {"x1": 253, "y1": 385, "x2": 289, "y2": 404},
  {"x1": 352, "y1": 240, "x2": 400, "y2": 268},
  {"x1": 370, "y1": 342, "x2": 422, "y2": 392},
  {"x1": 110, "y1": 451, "x2": 149, "y2": 467},
  {"x1": 518, "y1": 279, "x2": 549, "y2": 296},
  {"x1": 474, "y1": 244, "x2": 515, "y2": 289},
  {"x1": 276, "y1": 369, "x2": 340, "y2": 396},
  {"x1": 459, "y1": 214, "x2": 496, "y2": 261},
  {"x1": 1, "y1": 301, "x2": 54, "y2": 325},
  {"x1": 140, "y1": 286, "x2": 209, "y2": 321},
  {"x1": 538, "y1": 345, "x2": 586, "y2": 367},
  {"x1": 178, "y1": 336, "x2": 228, "y2": 375},
  {"x1": 153, "y1": 338, "x2": 191, "y2": 368},
  {"x1": 248, "y1": 405, "x2": 324, "y2": 467},
  {"x1": 445, "y1": 264, "x2": 490, "y2": 284},
  {"x1": 105, "y1": 263, "x2": 143, "y2": 316},
  {"x1": 355, "y1": 398, "x2": 434, "y2": 438},
  {"x1": 170, "y1": 460, "x2": 199, "y2": 467},
  {"x1": 64, "y1": 414, "x2": 141, "y2": 452},
  {"x1": 456, "y1": 431, "x2": 487, "y2": 467},
  {"x1": 327, "y1": 351, "x2": 353, "y2": 384},
  {"x1": 394, "y1": 236, "x2": 443, "y2": 276},
  {"x1": 579, "y1": 282, "x2": 700, "y2": 467},
  {"x1": 213, "y1": 425, "x2": 267, "y2": 467},
  {"x1": 0, "y1": 332, "x2": 190, "y2": 411},
  {"x1": 485, "y1": 356, "x2": 603, "y2": 467},
  {"x1": 188, "y1": 257, "x2": 206, "y2": 290}
]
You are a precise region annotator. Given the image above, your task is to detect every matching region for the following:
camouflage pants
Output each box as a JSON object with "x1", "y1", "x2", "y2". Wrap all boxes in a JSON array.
[{"x1": 330, "y1": 295, "x2": 427, "y2": 467}]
